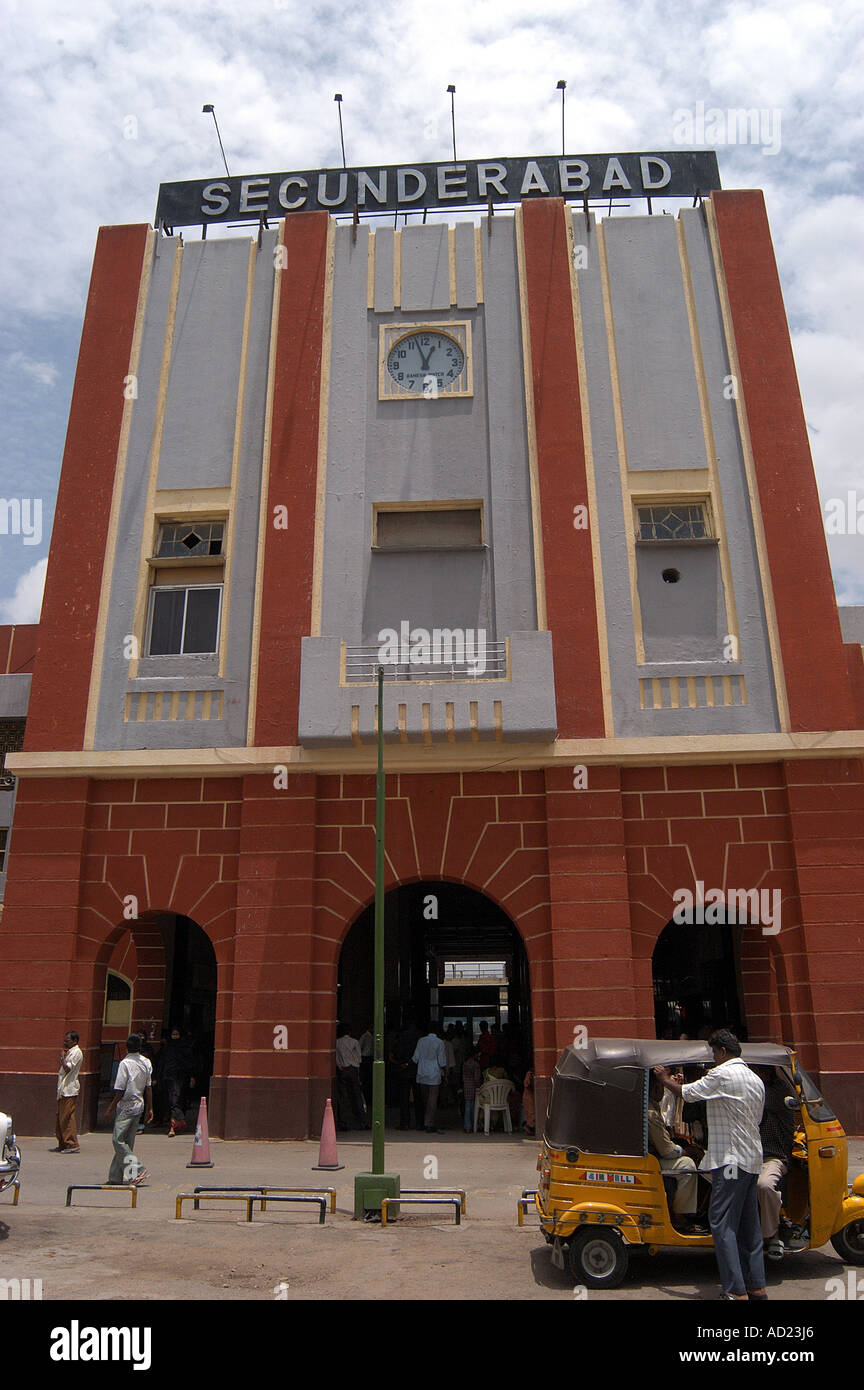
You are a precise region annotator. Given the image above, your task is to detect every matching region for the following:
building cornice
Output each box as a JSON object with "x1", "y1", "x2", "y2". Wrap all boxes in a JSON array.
[{"x1": 7, "y1": 730, "x2": 864, "y2": 780}]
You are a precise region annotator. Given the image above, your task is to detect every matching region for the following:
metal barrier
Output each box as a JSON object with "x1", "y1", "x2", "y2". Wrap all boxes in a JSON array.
[
  {"x1": 66, "y1": 1184, "x2": 138, "y2": 1209},
  {"x1": 381, "y1": 1195, "x2": 462, "y2": 1226},
  {"x1": 192, "y1": 1184, "x2": 336, "y2": 1214},
  {"x1": 400, "y1": 1187, "x2": 467, "y2": 1214},
  {"x1": 176, "y1": 1190, "x2": 328, "y2": 1223},
  {"x1": 517, "y1": 1189, "x2": 538, "y2": 1226}
]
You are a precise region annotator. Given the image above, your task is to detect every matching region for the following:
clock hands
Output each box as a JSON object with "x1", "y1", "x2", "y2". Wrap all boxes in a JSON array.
[{"x1": 416, "y1": 342, "x2": 434, "y2": 373}]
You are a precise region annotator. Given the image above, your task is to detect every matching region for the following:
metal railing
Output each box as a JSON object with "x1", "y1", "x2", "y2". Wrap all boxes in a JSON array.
[{"x1": 344, "y1": 641, "x2": 507, "y2": 683}]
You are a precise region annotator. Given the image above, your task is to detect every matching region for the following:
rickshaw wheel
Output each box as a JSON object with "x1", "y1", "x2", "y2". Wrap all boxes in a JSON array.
[
  {"x1": 568, "y1": 1227, "x2": 629, "y2": 1288},
  {"x1": 830, "y1": 1220, "x2": 864, "y2": 1266}
]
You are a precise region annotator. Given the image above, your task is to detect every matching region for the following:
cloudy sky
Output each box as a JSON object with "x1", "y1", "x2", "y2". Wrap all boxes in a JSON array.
[{"x1": 1, "y1": 0, "x2": 862, "y2": 623}]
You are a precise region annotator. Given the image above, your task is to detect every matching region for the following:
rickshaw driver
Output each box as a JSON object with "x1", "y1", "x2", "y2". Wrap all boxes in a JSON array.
[{"x1": 655, "y1": 1029, "x2": 768, "y2": 1302}]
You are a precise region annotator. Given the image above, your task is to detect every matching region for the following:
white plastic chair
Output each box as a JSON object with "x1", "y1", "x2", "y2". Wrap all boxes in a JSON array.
[{"x1": 474, "y1": 1079, "x2": 513, "y2": 1134}]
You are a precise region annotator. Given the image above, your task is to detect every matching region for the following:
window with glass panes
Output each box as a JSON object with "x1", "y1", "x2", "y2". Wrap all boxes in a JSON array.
[
  {"x1": 156, "y1": 520, "x2": 224, "y2": 558},
  {"x1": 636, "y1": 502, "x2": 710, "y2": 541},
  {"x1": 147, "y1": 585, "x2": 222, "y2": 655}
]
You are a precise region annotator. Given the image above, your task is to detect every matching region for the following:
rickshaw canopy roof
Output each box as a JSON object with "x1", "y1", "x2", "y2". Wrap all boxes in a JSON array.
[
  {"x1": 556, "y1": 1038, "x2": 793, "y2": 1078},
  {"x1": 544, "y1": 1038, "x2": 794, "y2": 1155}
]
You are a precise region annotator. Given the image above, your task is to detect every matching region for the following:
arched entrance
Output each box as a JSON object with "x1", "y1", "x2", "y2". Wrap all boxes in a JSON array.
[
  {"x1": 337, "y1": 881, "x2": 532, "y2": 1129},
  {"x1": 652, "y1": 913, "x2": 747, "y2": 1040},
  {"x1": 96, "y1": 912, "x2": 217, "y2": 1128}
]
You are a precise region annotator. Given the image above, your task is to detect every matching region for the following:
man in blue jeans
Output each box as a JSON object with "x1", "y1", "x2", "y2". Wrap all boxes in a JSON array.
[
  {"x1": 105, "y1": 1035, "x2": 153, "y2": 1186},
  {"x1": 655, "y1": 1029, "x2": 767, "y2": 1301}
]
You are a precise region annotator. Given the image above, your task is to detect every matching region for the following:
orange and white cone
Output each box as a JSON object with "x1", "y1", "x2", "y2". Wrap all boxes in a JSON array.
[
  {"x1": 312, "y1": 1098, "x2": 343, "y2": 1171},
  {"x1": 186, "y1": 1096, "x2": 214, "y2": 1168}
]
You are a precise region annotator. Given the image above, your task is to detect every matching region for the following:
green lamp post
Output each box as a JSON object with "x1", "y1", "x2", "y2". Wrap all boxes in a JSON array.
[{"x1": 353, "y1": 666, "x2": 401, "y2": 1218}]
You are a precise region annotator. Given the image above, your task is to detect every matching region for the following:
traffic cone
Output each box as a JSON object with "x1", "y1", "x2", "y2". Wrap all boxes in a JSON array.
[
  {"x1": 312, "y1": 1098, "x2": 344, "y2": 1171},
  {"x1": 186, "y1": 1096, "x2": 214, "y2": 1168}
]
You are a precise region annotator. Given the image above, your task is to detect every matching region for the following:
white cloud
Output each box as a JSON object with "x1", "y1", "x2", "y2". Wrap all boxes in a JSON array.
[
  {"x1": 0, "y1": 557, "x2": 48, "y2": 624},
  {"x1": 6, "y1": 350, "x2": 59, "y2": 388}
]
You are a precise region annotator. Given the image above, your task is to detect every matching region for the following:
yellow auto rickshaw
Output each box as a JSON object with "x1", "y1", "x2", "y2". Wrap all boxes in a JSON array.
[{"x1": 535, "y1": 1039, "x2": 864, "y2": 1288}]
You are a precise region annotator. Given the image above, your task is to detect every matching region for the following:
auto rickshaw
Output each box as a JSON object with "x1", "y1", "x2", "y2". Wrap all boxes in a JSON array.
[{"x1": 535, "y1": 1039, "x2": 864, "y2": 1288}]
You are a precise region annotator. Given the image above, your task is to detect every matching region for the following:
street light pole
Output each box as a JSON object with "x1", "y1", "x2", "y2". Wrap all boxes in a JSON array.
[
  {"x1": 353, "y1": 667, "x2": 400, "y2": 1217},
  {"x1": 372, "y1": 664, "x2": 386, "y2": 1174}
]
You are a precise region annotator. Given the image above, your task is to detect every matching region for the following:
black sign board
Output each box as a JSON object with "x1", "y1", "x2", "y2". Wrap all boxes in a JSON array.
[{"x1": 156, "y1": 151, "x2": 720, "y2": 228}]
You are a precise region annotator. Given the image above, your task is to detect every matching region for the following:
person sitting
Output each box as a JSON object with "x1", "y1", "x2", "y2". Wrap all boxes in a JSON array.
[
  {"x1": 474, "y1": 1065, "x2": 514, "y2": 1131},
  {"x1": 752, "y1": 1064, "x2": 797, "y2": 1260},
  {"x1": 648, "y1": 1074, "x2": 703, "y2": 1232}
]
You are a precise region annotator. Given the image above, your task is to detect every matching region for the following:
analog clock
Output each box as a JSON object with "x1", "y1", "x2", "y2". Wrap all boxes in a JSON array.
[{"x1": 386, "y1": 330, "x2": 466, "y2": 394}]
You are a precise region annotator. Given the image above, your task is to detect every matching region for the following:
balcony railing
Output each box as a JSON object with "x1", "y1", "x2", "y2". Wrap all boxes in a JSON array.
[{"x1": 344, "y1": 641, "x2": 507, "y2": 683}]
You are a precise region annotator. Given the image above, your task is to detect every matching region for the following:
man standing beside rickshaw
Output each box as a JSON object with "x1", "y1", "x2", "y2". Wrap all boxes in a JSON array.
[{"x1": 655, "y1": 1029, "x2": 768, "y2": 1301}]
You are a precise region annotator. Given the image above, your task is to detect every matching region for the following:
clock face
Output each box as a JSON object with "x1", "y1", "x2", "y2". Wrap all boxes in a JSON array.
[{"x1": 386, "y1": 330, "x2": 466, "y2": 394}]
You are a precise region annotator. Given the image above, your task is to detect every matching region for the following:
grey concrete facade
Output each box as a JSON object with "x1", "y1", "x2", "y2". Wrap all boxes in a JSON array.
[
  {"x1": 91, "y1": 231, "x2": 277, "y2": 750},
  {"x1": 302, "y1": 218, "x2": 553, "y2": 745},
  {"x1": 82, "y1": 204, "x2": 791, "y2": 753},
  {"x1": 573, "y1": 207, "x2": 781, "y2": 735}
]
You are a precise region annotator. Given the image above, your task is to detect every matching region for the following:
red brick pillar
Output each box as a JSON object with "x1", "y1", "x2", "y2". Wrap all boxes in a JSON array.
[
  {"x1": 544, "y1": 765, "x2": 637, "y2": 1056},
  {"x1": 223, "y1": 772, "x2": 318, "y2": 1138},
  {"x1": 0, "y1": 777, "x2": 91, "y2": 1131},
  {"x1": 784, "y1": 758, "x2": 864, "y2": 1131}
]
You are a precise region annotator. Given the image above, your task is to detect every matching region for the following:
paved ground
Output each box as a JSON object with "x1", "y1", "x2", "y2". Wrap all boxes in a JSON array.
[{"x1": 3, "y1": 1128, "x2": 862, "y2": 1302}]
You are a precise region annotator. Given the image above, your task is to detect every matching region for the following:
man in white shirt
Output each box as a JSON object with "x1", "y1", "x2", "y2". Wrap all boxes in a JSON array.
[
  {"x1": 655, "y1": 1029, "x2": 766, "y2": 1301},
  {"x1": 53, "y1": 1030, "x2": 83, "y2": 1153},
  {"x1": 105, "y1": 1035, "x2": 153, "y2": 1186},
  {"x1": 335, "y1": 1024, "x2": 367, "y2": 1130},
  {"x1": 412, "y1": 1025, "x2": 447, "y2": 1132}
]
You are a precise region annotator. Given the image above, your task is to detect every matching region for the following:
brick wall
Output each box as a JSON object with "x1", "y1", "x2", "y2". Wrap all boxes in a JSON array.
[{"x1": 1, "y1": 758, "x2": 861, "y2": 1135}]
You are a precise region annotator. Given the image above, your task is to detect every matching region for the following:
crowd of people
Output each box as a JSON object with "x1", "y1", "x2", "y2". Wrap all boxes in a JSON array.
[{"x1": 335, "y1": 1017, "x2": 535, "y2": 1135}]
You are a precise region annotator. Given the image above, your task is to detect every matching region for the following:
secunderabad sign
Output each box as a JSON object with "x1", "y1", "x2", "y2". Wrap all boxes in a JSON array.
[{"x1": 156, "y1": 151, "x2": 720, "y2": 228}]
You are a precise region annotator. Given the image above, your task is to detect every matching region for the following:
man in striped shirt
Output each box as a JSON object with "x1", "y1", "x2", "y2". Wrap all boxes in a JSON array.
[{"x1": 655, "y1": 1029, "x2": 767, "y2": 1301}]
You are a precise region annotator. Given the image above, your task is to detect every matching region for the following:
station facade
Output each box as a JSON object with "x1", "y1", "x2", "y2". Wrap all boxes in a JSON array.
[{"x1": 2, "y1": 180, "x2": 863, "y2": 1136}]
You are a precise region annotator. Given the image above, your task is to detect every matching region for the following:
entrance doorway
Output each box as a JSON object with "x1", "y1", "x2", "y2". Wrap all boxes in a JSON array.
[
  {"x1": 652, "y1": 915, "x2": 747, "y2": 1039},
  {"x1": 337, "y1": 881, "x2": 532, "y2": 1129},
  {"x1": 98, "y1": 913, "x2": 217, "y2": 1127}
]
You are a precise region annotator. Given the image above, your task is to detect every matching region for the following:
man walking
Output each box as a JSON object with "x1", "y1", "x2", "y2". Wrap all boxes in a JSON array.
[
  {"x1": 412, "y1": 1023, "x2": 447, "y2": 1133},
  {"x1": 53, "y1": 1030, "x2": 83, "y2": 1153},
  {"x1": 105, "y1": 1034, "x2": 153, "y2": 1186},
  {"x1": 655, "y1": 1029, "x2": 767, "y2": 1301}
]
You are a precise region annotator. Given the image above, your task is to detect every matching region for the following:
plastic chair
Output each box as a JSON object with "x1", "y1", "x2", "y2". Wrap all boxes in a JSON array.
[{"x1": 474, "y1": 1079, "x2": 513, "y2": 1134}]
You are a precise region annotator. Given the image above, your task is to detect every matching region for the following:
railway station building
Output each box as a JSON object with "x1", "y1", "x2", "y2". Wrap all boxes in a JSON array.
[{"x1": 1, "y1": 155, "x2": 863, "y2": 1136}]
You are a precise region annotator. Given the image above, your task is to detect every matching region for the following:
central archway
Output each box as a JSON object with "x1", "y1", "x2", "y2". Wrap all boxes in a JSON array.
[{"x1": 337, "y1": 880, "x2": 532, "y2": 1129}]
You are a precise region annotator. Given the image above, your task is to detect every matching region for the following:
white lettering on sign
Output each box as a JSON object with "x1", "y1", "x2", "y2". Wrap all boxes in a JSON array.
[
  {"x1": 240, "y1": 178, "x2": 270, "y2": 213},
  {"x1": 278, "y1": 176, "x2": 308, "y2": 210},
  {"x1": 163, "y1": 153, "x2": 719, "y2": 228},
  {"x1": 357, "y1": 171, "x2": 387, "y2": 206},
  {"x1": 397, "y1": 168, "x2": 427, "y2": 203},
  {"x1": 201, "y1": 182, "x2": 230, "y2": 216},
  {"x1": 476, "y1": 161, "x2": 507, "y2": 197},
  {"x1": 559, "y1": 159, "x2": 589, "y2": 192},
  {"x1": 437, "y1": 165, "x2": 468, "y2": 199}
]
